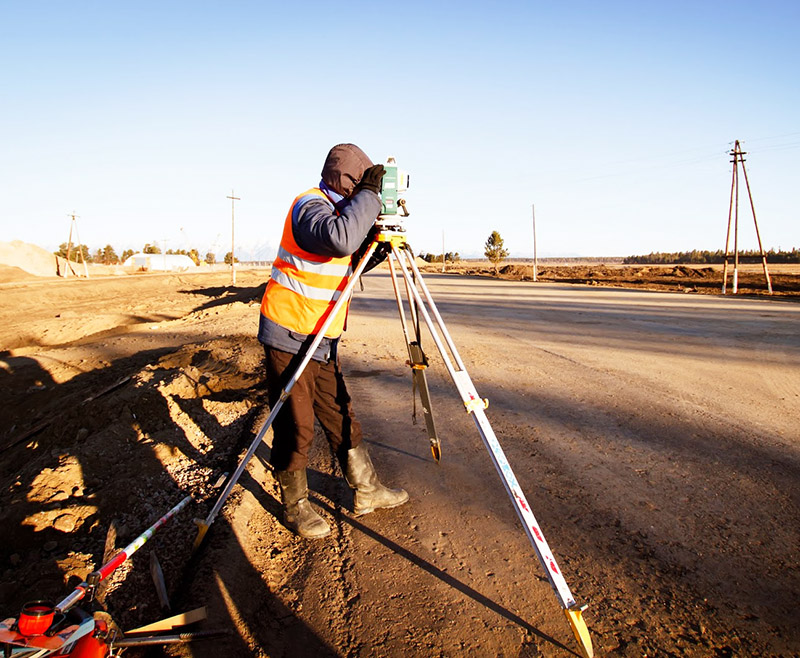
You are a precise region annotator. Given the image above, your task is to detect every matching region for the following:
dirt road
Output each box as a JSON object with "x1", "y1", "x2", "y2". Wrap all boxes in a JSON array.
[{"x1": 2, "y1": 268, "x2": 799, "y2": 657}]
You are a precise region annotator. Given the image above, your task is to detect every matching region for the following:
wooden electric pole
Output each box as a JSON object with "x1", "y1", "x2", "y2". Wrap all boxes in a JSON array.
[
  {"x1": 227, "y1": 190, "x2": 240, "y2": 286},
  {"x1": 722, "y1": 141, "x2": 772, "y2": 294},
  {"x1": 531, "y1": 203, "x2": 538, "y2": 282},
  {"x1": 65, "y1": 212, "x2": 89, "y2": 278}
]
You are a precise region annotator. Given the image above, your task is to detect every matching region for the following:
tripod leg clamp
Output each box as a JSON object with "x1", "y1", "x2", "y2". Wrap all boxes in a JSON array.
[{"x1": 464, "y1": 397, "x2": 489, "y2": 413}]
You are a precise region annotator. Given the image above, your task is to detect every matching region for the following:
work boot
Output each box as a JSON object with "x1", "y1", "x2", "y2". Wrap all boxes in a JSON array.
[
  {"x1": 344, "y1": 443, "x2": 409, "y2": 516},
  {"x1": 276, "y1": 470, "x2": 331, "y2": 539}
]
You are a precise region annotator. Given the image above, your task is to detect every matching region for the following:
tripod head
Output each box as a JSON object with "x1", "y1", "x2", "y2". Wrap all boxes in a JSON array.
[{"x1": 375, "y1": 206, "x2": 409, "y2": 234}]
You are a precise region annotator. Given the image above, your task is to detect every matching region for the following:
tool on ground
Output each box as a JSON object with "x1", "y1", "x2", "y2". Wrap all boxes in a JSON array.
[
  {"x1": 125, "y1": 607, "x2": 207, "y2": 634},
  {"x1": 149, "y1": 551, "x2": 171, "y2": 612},
  {"x1": 0, "y1": 494, "x2": 222, "y2": 657},
  {"x1": 56, "y1": 495, "x2": 193, "y2": 616},
  {"x1": 112, "y1": 629, "x2": 228, "y2": 648}
]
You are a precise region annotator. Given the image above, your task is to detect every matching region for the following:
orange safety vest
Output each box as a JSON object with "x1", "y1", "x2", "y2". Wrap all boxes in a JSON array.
[{"x1": 260, "y1": 188, "x2": 353, "y2": 338}]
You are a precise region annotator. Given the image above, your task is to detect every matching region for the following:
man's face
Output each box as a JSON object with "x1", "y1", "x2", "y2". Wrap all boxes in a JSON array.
[{"x1": 321, "y1": 144, "x2": 372, "y2": 198}]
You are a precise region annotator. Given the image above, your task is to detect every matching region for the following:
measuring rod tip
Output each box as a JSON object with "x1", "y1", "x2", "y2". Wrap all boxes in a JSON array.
[
  {"x1": 192, "y1": 519, "x2": 210, "y2": 552},
  {"x1": 430, "y1": 442, "x2": 441, "y2": 463},
  {"x1": 564, "y1": 606, "x2": 593, "y2": 658}
]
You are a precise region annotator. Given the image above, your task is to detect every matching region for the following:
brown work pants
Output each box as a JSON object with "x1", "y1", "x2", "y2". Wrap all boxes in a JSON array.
[{"x1": 264, "y1": 346, "x2": 363, "y2": 472}]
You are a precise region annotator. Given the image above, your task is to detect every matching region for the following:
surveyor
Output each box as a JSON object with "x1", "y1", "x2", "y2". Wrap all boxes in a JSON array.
[{"x1": 258, "y1": 143, "x2": 409, "y2": 539}]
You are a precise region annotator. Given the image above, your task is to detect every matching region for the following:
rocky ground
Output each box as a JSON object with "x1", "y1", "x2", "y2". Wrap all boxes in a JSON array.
[{"x1": 1, "y1": 261, "x2": 799, "y2": 657}]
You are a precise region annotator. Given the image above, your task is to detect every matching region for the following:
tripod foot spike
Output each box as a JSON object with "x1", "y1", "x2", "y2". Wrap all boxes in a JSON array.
[
  {"x1": 192, "y1": 519, "x2": 210, "y2": 552},
  {"x1": 430, "y1": 441, "x2": 441, "y2": 463},
  {"x1": 564, "y1": 605, "x2": 593, "y2": 658}
]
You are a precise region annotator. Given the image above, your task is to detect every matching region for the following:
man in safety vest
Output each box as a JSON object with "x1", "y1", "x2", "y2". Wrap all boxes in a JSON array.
[{"x1": 259, "y1": 143, "x2": 409, "y2": 539}]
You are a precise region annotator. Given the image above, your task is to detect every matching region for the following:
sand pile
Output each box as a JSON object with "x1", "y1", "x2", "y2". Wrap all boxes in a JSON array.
[{"x1": 0, "y1": 241, "x2": 66, "y2": 279}]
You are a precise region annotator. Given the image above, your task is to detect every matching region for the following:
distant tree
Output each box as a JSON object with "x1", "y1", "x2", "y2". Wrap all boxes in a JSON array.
[
  {"x1": 224, "y1": 251, "x2": 239, "y2": 265},
  {"x1": 143, "y1": 242, "x2": 161, "y2": 254},
  {"x1": 484, "y1": 231, "x2": 509, "y2": 274},
  {"x1": 55, "y1": 243, "x2": 91, "y2": 263},
  {"x1": 420, "y1": 252, "x2": 460, "y2": 264},
  {"x1": 188, "y1": 248, "x2": 200, "y2": 265},
  {"x1": 205, "y1": 252, "x2": 216, "y2": 265},
  {"x1": 99, "y1": 244, "x2": 119, "y2": 264},
  {"x1": 121, "y1": 248, "x2": 134, "y2": 262}
]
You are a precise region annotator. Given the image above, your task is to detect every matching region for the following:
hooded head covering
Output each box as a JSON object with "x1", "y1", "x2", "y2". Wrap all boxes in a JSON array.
[{"x1": 321, "y1": 143, "x2": 373, "y2": 198}]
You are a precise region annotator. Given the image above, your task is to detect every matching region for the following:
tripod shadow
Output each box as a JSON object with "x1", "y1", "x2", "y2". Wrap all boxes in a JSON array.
[
  {"x1": 242, "y1": 460, "x2": 574, "y2": 656},
  {"x1": 313, "y1": 496, "x2": 574, "y2": 656}
]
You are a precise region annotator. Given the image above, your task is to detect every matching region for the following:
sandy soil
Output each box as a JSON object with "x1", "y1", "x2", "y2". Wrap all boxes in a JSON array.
[{"x1": 1, "y1": 261, "x2": 799, "y2": 657}]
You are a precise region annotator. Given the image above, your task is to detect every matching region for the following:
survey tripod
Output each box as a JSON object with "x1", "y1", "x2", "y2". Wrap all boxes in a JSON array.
[{"x1": 193, "y1": 215, "x2": 594, "y2": 658}]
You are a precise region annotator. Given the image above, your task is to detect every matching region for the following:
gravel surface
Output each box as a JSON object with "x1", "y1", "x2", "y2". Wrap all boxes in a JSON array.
[{"x1": 1, "y1": 265, "x2": 799, "y2": 657}]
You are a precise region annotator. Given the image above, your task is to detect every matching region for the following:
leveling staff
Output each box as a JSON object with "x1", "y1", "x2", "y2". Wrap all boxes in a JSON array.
[{"x1": 258, "y1": 143, "x2": 409, "y2": 539}]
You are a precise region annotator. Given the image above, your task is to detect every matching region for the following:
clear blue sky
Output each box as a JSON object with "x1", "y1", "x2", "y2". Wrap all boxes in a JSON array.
[{"x1": 1, "y1": 1, "x2": 797, "y2": 259}]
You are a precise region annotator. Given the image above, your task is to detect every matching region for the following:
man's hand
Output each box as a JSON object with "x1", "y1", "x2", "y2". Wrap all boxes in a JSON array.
[{"x1": 354, "y1": 164, "x2": 386, "y2": 195}]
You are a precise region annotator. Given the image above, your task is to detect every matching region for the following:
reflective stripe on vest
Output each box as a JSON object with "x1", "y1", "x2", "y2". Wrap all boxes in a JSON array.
[
  {"x1": 261, "y1": 188, "x2": 352, "y2": 337},
  {"x1": 270, "y1": 244, "x2": 353, "y2": 301}
]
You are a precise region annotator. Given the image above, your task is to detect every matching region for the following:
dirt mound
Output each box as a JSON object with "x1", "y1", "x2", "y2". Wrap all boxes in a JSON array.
[
  {"x1": 0, "y1": 264, "x2": 38, "y2": 282},
  {"x1": 498, "y1": 264, "x2": 531, "y2": 278},
  {"x1": 0, "y1": 241, "x2": 63, "y2": 279}
]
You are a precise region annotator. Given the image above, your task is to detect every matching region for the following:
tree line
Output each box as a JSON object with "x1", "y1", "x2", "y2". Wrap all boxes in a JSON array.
[
  {"x1": 53, "y1": 243, "x2": 237, "y2": 265},
  {"x1": 624, "y1": 248, "x2": 800, "y2": 265},
  {"x1": 59, "y1": 233, "x2": 798, "y2": 273},
  {"x1": 420, "y1": 231, "x2": 509, "y2": 273},
  {"x1": 428, "y1": 234, "x2": 800, "y2": 274},
  {"x1": 418, "y1": 251, "x2": 461, "y2": 264}
]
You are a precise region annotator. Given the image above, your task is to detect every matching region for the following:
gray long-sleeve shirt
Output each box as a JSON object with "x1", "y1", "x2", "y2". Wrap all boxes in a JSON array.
[
  {"x1": 258, "y1": 184, "x2": 381, "y2": 361},
  {"x1": 293, "y1": 185, "x2": 381, "y2": 257}
]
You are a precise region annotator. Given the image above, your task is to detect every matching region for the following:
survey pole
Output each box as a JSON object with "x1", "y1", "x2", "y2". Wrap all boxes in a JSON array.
[
  {"x1": 227, "y1": 190, "x2": 240, "y2": 286},
  {"x1": 532, "y1": 203, "x2": 538, "y2": 282}
]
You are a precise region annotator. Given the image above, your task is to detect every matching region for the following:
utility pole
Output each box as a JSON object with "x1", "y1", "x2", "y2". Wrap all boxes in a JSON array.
[
  {"x1": 722, "y1": 141, "x2": 772, "y2": 294},
  {"x1": 160, "y1": 238, "x2": 169, "y2": 271},
  {"x1": 441, "y1": 230, "x2": 445, "y2": 273},
  {"x1": 65, "y1": 212, "x2": 89, "y2": 278},
  {"x1": 227, "y1": 190, "x2": 240, "y2": 286},
  {"x1": 531, "y1": 203, "x2": 538, "y2": 282}
]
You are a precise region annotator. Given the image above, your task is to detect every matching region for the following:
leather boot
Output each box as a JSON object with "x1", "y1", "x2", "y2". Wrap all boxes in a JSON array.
[
  {"x1": 344, "y1": 443, "x2": 409, "y2": 516},
  {"x1": 276, "y1": 470, "x2": 331, "y2": 539}
]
